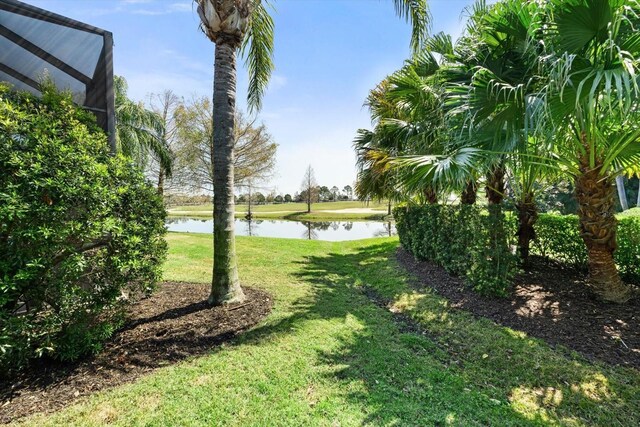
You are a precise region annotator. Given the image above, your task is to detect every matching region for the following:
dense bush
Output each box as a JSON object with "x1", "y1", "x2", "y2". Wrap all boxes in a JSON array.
[
  {"x1": 536, "y1": 180, "x2": 579, "y2": 215},
  {"x1": 395, "y1": 205, "x2": 517, "y2": 296},
  {"x1": 0, "y1": 84, "x2": 167, "y2": 375},
  {"x1": 531, "y1": 214, "x2": 640, "y2": 283}
]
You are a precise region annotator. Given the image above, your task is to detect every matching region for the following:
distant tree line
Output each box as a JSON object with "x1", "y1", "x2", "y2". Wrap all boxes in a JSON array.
[{"x1": 235, "y1": 184, "x2": 354, "y2": 205}]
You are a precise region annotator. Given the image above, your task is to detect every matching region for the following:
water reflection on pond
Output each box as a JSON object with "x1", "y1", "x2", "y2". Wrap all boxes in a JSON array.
[{"x1": 167, "y1": 217, "x2": 396, "y2": 241}]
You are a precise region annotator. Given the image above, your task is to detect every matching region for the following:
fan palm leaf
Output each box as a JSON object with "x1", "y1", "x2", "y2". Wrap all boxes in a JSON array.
[{"x1": 114, "y1": 76, "x2": 172, "y2": 176}]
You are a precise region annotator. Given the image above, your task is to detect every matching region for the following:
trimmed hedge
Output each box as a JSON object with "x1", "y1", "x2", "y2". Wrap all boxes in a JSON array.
[
  {"x1": 395, "y1": 204, "x2": 640, "y2": 297},
  {"x1": 531, "y1": 214, "x2": 640, "y2": 283},
  {"x1": 395, "y1": 205, "x2": 517, "y2": 296},
  {"x1": 0, "y1": 84, "x2": 167, "y2": 375}
]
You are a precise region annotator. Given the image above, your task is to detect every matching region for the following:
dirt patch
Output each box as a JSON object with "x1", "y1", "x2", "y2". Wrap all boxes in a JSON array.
[
  {"x1": 397, "y1": 249, "x2": 640, "y2": 369},
  {"x1": 0, "y1": 282, "x2": 272, "y2": 424}
]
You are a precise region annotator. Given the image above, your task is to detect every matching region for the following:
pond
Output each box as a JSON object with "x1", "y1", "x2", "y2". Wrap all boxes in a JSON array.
[{"x1": 167, "y1": 217, "x2": 396, "y2": 241}]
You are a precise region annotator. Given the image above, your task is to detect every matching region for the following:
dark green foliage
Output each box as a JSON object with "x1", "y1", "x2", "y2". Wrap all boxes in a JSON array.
[
  {"x1": 395, "y1": 205, "x2": 517, "y2": 296},
  {"x1": 0, "y1": 84, "x2": 167, "y2": 375},
  {"x1": 396, "y1": 203, "x2": 640, "y2": 294},
  {"x1": 528, "y1": 214, "x2": 585, "y2": 266},
  {"x1": 537, "y1": 180, "x2": 579, "y2": 214},
  {"x1": 531, "y1": 214, "x2": 640, "y2": 284},
  {"x1": 615, "y1": 218, "x2": 640, "y2": 283}
]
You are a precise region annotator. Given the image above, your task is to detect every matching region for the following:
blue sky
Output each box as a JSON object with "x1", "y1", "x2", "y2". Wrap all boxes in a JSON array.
[{"x1": 28, "y1": 0, "x2": 480, "y2": 194}]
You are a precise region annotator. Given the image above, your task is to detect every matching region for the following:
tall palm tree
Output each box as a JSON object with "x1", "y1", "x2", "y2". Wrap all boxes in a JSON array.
[
  {"x1": 196, "y1": 0, "x2": 430, "y2": 305},
  {"x1": 114, "y1": 76, "x2": 173, "y2": 176},
  {"x1": 451, "y1": 0, "x2": 552, "y2": 262},
  {"x1": 395, "y1": 0, "x2": 554, "y2": 263},
  {"x1": 538, "y1": 0, "x2": 640, "y2": 302}
]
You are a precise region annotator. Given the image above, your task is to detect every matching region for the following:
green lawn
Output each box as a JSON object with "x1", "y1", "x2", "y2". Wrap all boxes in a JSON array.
[
  {"x1": 168, "y1": 200, "x2": 390, "y2": 220},
  {"x1": 618, "y1": 207, "x2": 640, "y2": 217},
  {"x1": 19, "y1": 234, "x2": 640, "y2": 426}
]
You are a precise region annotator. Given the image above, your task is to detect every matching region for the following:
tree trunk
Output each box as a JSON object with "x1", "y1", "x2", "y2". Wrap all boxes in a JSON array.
[
  {"x1": 157, "y1": 167, "x2": 165, "y2": 197},
  {"x1": 485, "y1": 166, "x2": 505, "y2": 205},
  {"x1": 246, "y1": 185, "x2": 253, "y2": 220},
  {"x1": 515, "y1": 192, "x2": 538, "y2": 265},
  {"x1": 209, "y1": 42, "x2": 245, "y2": 306},
  {"x1": 575, "y1": 166, "x2": 631, "y2": 303},
  {"x1": 637, "y1": 178, "x2": 640, "y2": 207},
  {"x1": 388, "y1": 200, "x2": 392, "y2": 216},
  {"x1": 461, "y1": 179, "x2": 477, "y2": 205},
  {"x1": 424, "y1": 187, "x2": 438, "y2": 204},
  {"x1": 616, "y1": 175, "x2": 629, "y2": 211}
]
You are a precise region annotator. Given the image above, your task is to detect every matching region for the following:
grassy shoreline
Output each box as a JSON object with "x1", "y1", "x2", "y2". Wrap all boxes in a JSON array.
[
  {"x1": 19, "y1": 233, "x2": 639, "y2": 426},
  {"x1": 168, "y1": 210, "x2": 390, "y2": 221},
  {"x1": 167, "y1": 201, "x2": 391, "y2": 221}
]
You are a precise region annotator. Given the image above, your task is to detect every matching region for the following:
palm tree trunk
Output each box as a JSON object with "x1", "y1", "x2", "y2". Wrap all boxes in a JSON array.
[
  {"x1": 575, "y1": 167, "x2": 631, "y2": 303},
  {"x1": 515, "y1": 192, "x2": 537, "y2": 265},
  {"x1": 209, "y1": 41, "x2": 245, "y2": 305},
  {"x1": 387, "y1": 200, "x2": 392, "y2": 216},
  {"x1": 485, "y1": 166, "x2": 505, "y2": 205},
  {"x1": 424, "y1": 187, "x2": 438, "y2": 204},
  {"x1": 461, "y1": 179, "x2": 477, "y2": 205}
]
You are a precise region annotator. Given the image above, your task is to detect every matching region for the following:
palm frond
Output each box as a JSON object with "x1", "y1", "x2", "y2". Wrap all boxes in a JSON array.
[
  {"x1": 114, "y1": 76, "x2": 173, "y2": 174},
  {"x1": 392, "y1": 0, "x2": 431, "y2": 52},
  {"x1": 241, "y1": 0, "x2": 275, "y2": 112},
  {"x1": 425, "y1": 32, "x2": 454, "y2": 57}
]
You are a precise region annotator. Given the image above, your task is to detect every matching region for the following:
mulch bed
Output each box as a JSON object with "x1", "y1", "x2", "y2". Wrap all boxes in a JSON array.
[
  {"x1": 0, "y1": 282, "x2": 272, "y2": 424},
  {"x1": 397, "y1": 248, "x2": 640, "y2": 369}
]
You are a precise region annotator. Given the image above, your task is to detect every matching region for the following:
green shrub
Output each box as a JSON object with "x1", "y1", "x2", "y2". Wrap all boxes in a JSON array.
[
  {"x1": 529, "y1": 214, "x2": 586, "y2": 266},
  {"x1": 396, "y1": 205, "x2": 640, "y2": 297},
  {"x1": 616, "y1": 218, "x2": 640, "y2": 283},
  {"x1": 0, "y1": 84, "x2": 167, "y2": 375},
  {"x1": 530, "y1": 214, "x2": 640, "y2": 283},
  {"x1": 395, "y1": 205, "x2": 517, "y2": 296}
]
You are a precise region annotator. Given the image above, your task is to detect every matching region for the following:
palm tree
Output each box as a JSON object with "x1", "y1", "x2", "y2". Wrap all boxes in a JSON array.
[
  {"x1": 114, "y1": 76, "x2": 173, "y2": 177},
  {"x1": 149, "y1": 90, "x2": 182, "y2": 196},
  {"x1": 395, "y1": 0, "x2": 552, "y2": 262},
  {"x1": 196, "y1": 0, "x2": 273, "y2": 305},
  {"x1": 354, "y1": 128, "x2": 402, "y2": 209},
  {"x1": 537, "y1": 0, "x2": 640, "y2": 302},
  {"x1": 356, "y1": 47, "x2": 453, "y2": 207},
  {"x1": 196, "y1": 0, "x2": 430, "y2": 305},
  {"x1": 450, "y1": 0, "x2": 552, "y2": 262}
]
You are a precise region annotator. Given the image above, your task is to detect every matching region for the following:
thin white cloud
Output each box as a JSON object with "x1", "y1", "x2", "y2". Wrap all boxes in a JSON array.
[
  {"x1": 55, "y1": 0, "x2": 191, "y2": 18},
  {"x1": 170, "y1": 3, "x2": 193, "y2": 12},
  {"x1": 130, "y1": 9, "x2": 166, "y2": 16},
  {"x1": 130, "y1": 1, "x2": 192, "y2": 15},
  {"x1": 260, "y1": 106, "x2": 300, "y2": 121},
  {"x1": 268, "y1": 75, "x2": 288, "y2": 92},
  {"x1": 123, "y1": 71, "x2": 211, "y2": 102}
]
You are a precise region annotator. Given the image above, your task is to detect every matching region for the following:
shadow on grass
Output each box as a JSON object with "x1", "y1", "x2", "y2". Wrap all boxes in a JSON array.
[
  {"x1": 398, "y1": 251, "x2": 640, "y2": 369},
  {"x1": 241, "y1": 241, "x2": 639, "y2": 426}
]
